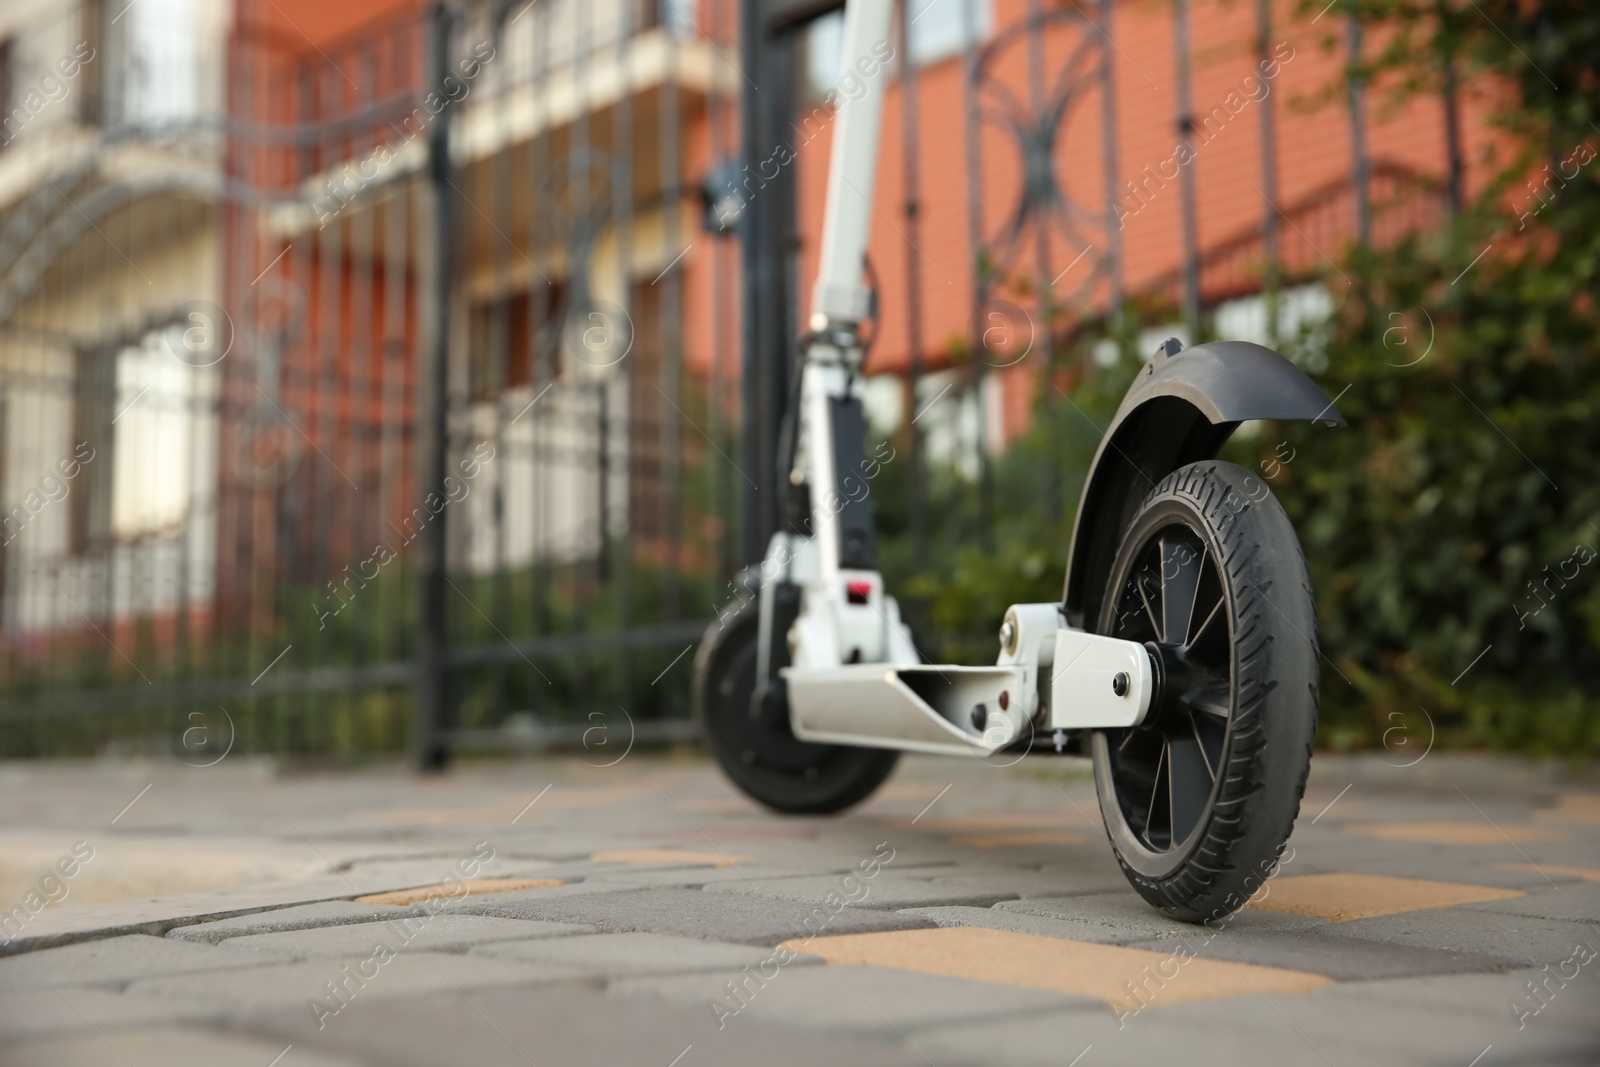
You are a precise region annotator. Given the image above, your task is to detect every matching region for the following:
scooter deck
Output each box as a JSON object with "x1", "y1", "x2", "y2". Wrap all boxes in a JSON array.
[{"x1": 785, "y1": 663, "x2": 1027, "y2": 757}]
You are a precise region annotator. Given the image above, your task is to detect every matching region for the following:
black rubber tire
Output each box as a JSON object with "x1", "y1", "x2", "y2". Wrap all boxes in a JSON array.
[
  {"x1": 1090, "y1": 460, "x2": 1318, "y2": 923},
  {"x1": 693, "y1": 599, "x2": 899, "y2": 814}
]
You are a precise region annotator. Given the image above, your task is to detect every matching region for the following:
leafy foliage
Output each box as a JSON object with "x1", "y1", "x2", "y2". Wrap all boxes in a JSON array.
[{"x1": 880, "y1": 0, "x2": 1600, "y2": 754}]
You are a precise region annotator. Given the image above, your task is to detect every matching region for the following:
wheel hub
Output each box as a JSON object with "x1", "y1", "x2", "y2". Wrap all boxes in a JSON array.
[{"x1": 1139, "y1": 640, "x2": 1204, "y2": 732}]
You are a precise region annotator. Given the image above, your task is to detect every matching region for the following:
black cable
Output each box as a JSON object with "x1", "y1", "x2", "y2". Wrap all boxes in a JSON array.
[{"x1": 774, "y1": 262, "x2": 880, "y2": 487}]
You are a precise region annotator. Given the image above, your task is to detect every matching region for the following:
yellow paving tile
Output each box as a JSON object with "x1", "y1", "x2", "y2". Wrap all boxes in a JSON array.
[
  {"x1": 590, "y1": 848, "x2": 747, "y2": 867},
  {"x1": 1497, "y1": 862, "x2": 1600, "y2": 883},
  {"x1": 355, "y1": 877, "x2": 563, "y2": 905},
  {"x1": 1534, "y1": 793, "x2": 1600, "y2": 826},
  {"x1": 947, "y1": 831, "x2": 1092, "y2": 848},
  {"x1": 1344, "y1": 821, "x2": 1565, "y2": 845},
  {"x1": 778, "y1": 927, "x2": 1330, "y2": 1011},
  {"x1": 1247, "y1": 873, "x2": 1523, "y2": 922}
]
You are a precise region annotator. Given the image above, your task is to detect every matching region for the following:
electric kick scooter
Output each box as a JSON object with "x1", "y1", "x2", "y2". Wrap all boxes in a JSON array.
[{"x1": 694, "y1": 0, "x2": 1345, "y2": 921}]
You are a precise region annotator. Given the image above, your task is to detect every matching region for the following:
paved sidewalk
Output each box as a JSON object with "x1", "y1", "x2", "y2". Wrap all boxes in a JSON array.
[{"x1": 0, "y1": 750, "x2": 1596, "y2": 1066}]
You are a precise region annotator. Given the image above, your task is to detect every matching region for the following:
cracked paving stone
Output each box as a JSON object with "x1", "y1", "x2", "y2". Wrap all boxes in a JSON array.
[{"x1": 452, "y1": 886, "x2": 937, "y2": 945}]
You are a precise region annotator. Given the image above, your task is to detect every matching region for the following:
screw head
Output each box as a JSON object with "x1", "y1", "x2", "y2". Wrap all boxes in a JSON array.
[
  {"x1": 1112, "y1": 671, "x2": 1130, "y2": 697},
  {"x1": 970, "y1": 703, "x2": 988, "y2": 732},
  {"x1": 998, "y1": 690, "x2": 1010, "y2": 711},
  {"x1": 998, "y1": 617, "x2": 1018, "y2": 655}
]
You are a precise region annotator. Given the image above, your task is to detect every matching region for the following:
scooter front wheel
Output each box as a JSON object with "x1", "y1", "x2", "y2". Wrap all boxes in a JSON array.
[
  {"x1": 693, "y1": 599, "x2": 899, "y2": 814},
  {"x1": 1091, "y1": 461, "x2": 1317, "y2": 922}
]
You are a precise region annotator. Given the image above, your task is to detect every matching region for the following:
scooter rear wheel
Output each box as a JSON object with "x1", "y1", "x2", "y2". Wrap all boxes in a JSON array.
[
  {"x1": 1091, "y1": 461, "x2": 1317, "y2": 922},
  {"x1": 694, "y1": 599, "x2": 899, "y2": 814}
]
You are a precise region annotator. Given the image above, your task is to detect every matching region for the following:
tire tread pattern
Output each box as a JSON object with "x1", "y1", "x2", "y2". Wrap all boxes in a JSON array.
[{"x1": 1103, "y1": 461, "x2": 1319, "y2": 922}]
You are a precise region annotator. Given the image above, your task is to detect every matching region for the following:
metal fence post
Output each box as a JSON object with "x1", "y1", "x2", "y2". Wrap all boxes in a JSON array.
[
  {"x1": 416, "y1": 1, "x2": 454, "y2": 770},
  {"x1": 737, "y1": 0, "x2": 798, "y2": 564},
  {"x1": 1257, "y1": 0, "x2": 1281, "y2": 345},
  {"x1": 1347, "y1": 12, "x2": 1371, "y2": 244},
  {"x1": 1173, "y1": 0, "x2": 1201, "y2": 334}
]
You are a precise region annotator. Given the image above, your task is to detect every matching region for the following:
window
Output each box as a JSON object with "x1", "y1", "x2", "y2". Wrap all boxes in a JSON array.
[
  {"x1": 110, "y1": 326, "x2": 198, "y2": 537},
  {"x1": 121, "y1": 0, "x2": 198, "y2": 125},
  {"x1": 905, "y1": 0, "x2": 990, "y2": 67},
  {"x1": 79, "y1": 0, "x2": 104, "y2": 125},
  {"x1": 805, "y1": 0, "x2": 991, "y2": 99},
  {"x1": 804, "y1": 11, "x2": 844, "y2": 100},
  {"x1": 0, "y1": 37, "x2": 14, "y2": 149},
  {"x1": 637, "y1": 0, "x2": 696, "y2": 37},
  {"x1": 468, "y1": 283, "x2": 568, "y2": 399},
  {"x1": 663, "y1": 0, "x2": 696, "y2": 38}
]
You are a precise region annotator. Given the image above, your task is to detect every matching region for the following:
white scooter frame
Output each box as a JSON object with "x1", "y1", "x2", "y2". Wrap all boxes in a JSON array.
[{"x1": 751, "y1": 1, "x2": 1153, "y2": 760}]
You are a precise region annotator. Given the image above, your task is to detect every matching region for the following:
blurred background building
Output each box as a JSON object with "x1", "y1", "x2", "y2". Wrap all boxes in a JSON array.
[{"x1": 0, "y1": 0, "x2": 1490, "y2": 759}]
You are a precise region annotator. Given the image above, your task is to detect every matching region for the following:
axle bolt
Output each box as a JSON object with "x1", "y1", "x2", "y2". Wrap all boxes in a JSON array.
[
  {"x1": 998, "y1": 617, "x2": 1018, "y2": 656},
  {"x1": 1112, "y1": 671, "x2": 1130, "y2": 697},
  {"x1": 970, "y1": 703, "x2": 988, "y2": 732}
]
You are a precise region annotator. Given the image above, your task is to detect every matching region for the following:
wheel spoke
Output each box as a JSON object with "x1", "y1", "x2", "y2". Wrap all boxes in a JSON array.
[
  {"x1": 1135, "y1": 578, "x2": 1161, "y2": 640},
  {"x1": 1192, "y1": 707, "x2": 1226, "y2": 778},
  {"x1": 1105, "y1": 521, "x2": 1242, "y2": 860},
  {"x1": 1144, "y1": 741, "x2": 1169, "y2": 849},
  {"x1": 1184, "y1": 548, "x2": 1226, "y2": 642},
  {"x1": 1183, "y1": 680, "x2": 1231, "y2": 719},
  {"x1": 1185, "y1": 706, "x2": 1216, "y2": 780},
  {"x1": 1159, "y1": 536, "x2": 1202, "y2": 645},
  {"x1": 1167, "y1": 730, "x2": 1213, "y2": 846}
]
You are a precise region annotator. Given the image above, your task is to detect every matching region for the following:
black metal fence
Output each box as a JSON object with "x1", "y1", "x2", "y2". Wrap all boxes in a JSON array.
[
  {"x1": 0, "y1": 0, "x2": 1457, "y2": 761},
  {"x1": 0, "y1": 0, "x2": 737, "y2": 760}
]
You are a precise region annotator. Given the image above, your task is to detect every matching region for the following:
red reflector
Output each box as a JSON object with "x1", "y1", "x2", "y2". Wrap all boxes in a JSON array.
[{"x1": 846, "y1": 581, "x2": 872, "y2": 605}]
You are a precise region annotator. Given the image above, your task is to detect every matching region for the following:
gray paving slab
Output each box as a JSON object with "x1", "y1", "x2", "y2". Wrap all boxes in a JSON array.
[
  {"x1": 895, "y1": 903, "x2": 1319, "y2": 948},
  {"x1": 919, "y1": 867, "x2": 1135, "y2": 899},
  {"x1": 703, "y1": 871, "x2": 1019, "y2": 910},
  {"x1": 164, "y1": 901, "x2": 416, "y2": 944},
  {"x1": 1319, "y1": 907, "x2": 1600, "y2": 965},
  {"x1": 0, "y1": 883, "x2": 361, "y2": 957},
  {"x1": 452, "y1": 886, "x2": 938, "y2": 944},
  {"x1": 914, "y1": 1005, "x2": 1326, "y2": 1067},
  {"x1": 230, "y1": 980, "x2": 925, "y2": 1067},
  {"x1": 611, "y1": 962, "x2": 1091, "y2": 1035},
  {"x1": 1454, "y1": 882, "x2": 1600, "y2": 925},
  {"x1": 2, "y1": 754, "x2": 1597, "y2": 1065},
  {"x1": 914, "y1": 994, "x2": 1596, "y2": 1067},
  {"x1": 1122, "y1": 928, "x2": 1517, "y2": 980},
  {"x1": 471, "y1": 931, "x2": 825, "y2": 978},
  {"x1": 126, "y1": 952, "x2": 583, "y2": 1018},
  {"x1": 438, "y1": 880, "x2": 667, "y2": 911},
  {"x1": 1282, "y1": 838, "x2": 1600, "y2": 891},
  {"x1": 0, "y1": 935, "x2": 270, "y2": 993},
  {"x1": 1147, "y1": 970, "x2": 1600, "y2": 1066},
  {"x1": 221, "y1": 915, "x2": 593, "y2": 960},
  {"x1": 990, "y1": 891, "x2": 1324, "y2": 943},
  {"x1": 895, "y1": 904, "x2": 1130, "y2": 941},
  {"x1": 0, "y1": 1026, "x2": 363, "y2": 1067},
  {"x1": 1316, "y1": 964, "x2": 1600, "y2": 1027},
  {"x1": 582, "y1": 865, "x2": 832, "y2": 886},
  {"x1": 0, "y1": 987, "x2": 225, "y2": 1043}
]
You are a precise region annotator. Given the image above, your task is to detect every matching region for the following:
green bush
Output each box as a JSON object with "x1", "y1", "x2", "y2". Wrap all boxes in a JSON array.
[{"x1": 879, "y1": 0, "x2": 1600, "y2": 754}]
